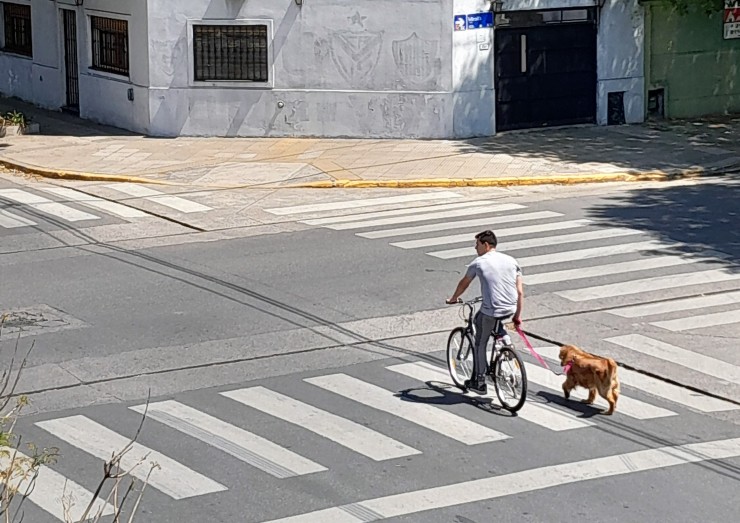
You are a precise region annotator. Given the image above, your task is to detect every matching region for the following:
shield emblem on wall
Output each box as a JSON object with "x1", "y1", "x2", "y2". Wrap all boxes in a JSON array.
[
  {"x1": 392, "y1": 32, "x2": 439, "y2": 86},
  {"x1": 330, "y1": 31, "x2": 383, "y2": 85}
]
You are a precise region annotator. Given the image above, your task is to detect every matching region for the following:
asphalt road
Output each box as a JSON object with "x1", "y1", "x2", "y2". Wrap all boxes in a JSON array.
[{"x1": 2, "y1": 173, "x2": 739, "y2": 522}]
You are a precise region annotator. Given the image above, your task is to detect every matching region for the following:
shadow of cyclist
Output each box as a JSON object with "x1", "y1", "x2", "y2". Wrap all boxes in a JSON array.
[
  {"x1": 395, "y1": 381, "x2": 606, "y2": 419},
  {"x1": 394, "y1": 381, "x2": 512, "y2": 417}
]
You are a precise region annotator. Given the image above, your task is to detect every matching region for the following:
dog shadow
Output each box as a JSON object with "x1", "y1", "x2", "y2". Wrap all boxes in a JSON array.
[
  {"x1": 394, "y1": 381, "x2": 512, "y2": 417},
  {"x1": 394, "y1": 381, "x2": 608, "y2": 419},
  {"x1": 533, "y1": 390, "x2": 605, "y2": 418}
]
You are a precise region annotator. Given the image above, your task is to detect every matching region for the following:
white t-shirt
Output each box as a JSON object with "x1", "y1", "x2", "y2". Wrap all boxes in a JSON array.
[{"x1": 465, "y1": 250, "x2": 521, "y2": 317}]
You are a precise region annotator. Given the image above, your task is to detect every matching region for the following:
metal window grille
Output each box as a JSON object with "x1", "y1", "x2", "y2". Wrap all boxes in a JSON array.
[
  {"x1": 193, "y1": 25, "x2": 268, "y2": 82},
  {"x1": 2, "y1": 3, "x2": 32, "y2": 57},
  {"x1": 91, "y1": 16, "x2": 129, "y2": 76}
]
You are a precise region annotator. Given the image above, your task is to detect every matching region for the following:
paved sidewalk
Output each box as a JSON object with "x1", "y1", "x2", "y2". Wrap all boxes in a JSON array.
[{"x1": 1, "y1": 97, "x2": 739, "y2": 188}]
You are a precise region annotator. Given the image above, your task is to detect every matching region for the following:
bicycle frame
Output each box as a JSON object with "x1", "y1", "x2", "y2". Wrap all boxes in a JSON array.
[
  {"x1": 456, "y1": 297, "x2": 508, "y2": 370},
  {"x1": 447, "y1": 297, "x2": 528, "y2": 412}
]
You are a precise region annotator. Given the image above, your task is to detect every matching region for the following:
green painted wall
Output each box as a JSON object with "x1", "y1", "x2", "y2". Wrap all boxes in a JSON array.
[{"x1": 645, "y1": 1, "x2": 739, "y2": 118}]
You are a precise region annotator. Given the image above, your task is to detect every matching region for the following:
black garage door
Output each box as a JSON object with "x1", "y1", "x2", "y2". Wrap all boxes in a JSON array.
[{"x1": 495, "y1": 21, "x2": 597, "y2": 131}]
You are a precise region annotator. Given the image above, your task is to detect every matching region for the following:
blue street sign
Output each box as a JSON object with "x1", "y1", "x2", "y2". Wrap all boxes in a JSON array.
[
  {"x1": 467, "y1": 12, "x2": 493, "y2": 29},
  {"x1": 454, "y1": 15, "x2": 467, "y2": 31}
]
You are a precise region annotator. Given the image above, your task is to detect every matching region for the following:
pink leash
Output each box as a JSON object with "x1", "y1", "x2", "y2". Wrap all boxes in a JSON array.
[{"x1": 515, "y1": 325, "x2": 571, "y2": 375}]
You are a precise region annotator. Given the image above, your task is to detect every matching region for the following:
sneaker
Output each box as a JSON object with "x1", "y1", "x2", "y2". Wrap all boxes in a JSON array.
[{"x1": 463, "y1": 376, "x2": 487, "y2": 395}]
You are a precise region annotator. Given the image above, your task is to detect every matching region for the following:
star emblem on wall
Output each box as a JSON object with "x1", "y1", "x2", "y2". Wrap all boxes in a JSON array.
[{"x1": 348, "y1": 11, "x2": 367, "y2": 27}]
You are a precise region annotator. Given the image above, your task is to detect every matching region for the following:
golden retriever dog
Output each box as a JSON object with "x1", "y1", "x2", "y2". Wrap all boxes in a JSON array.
[{"x1": 559, "y1": 345, "x2": 620, "y2": 415}]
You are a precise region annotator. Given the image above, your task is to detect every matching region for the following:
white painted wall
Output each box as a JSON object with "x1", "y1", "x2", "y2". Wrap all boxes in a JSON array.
[
  {"x1": 0, "y1": 0, "x2": 36, "y2": 104},
  {"x1": 452, "y1": 0, "x2": 495, "y2": 136},
  {"x1": 147, "y1": 0, "x2": 457, "y2": 138},
  {"x1": 1, "y1": 0, "x2": 644, "y2": 137},
  {"x1": 76, "y1": 0, "x2": 149, "y2": 132},
  {"x1": 0, "y1": 0, "x2": 149, "y2": 130},
  {"x1": 31, "y1": 1, "x2": 64, "y2": 108},
  {"x1": 596, "y1": 0, "x2": 645, "y2": 124}
]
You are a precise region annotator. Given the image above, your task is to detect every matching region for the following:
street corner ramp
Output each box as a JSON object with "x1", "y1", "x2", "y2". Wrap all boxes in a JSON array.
[{"x1": 191, "y1": 162, "x2": 332, "y2": 188}]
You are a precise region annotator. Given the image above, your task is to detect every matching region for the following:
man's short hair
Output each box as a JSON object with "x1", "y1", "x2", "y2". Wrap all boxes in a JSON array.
[{"x1": 475, "y1": 230, "x2": 497, "y2": 248}]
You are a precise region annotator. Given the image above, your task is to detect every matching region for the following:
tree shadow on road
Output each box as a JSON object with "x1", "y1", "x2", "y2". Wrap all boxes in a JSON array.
[{"x1": 584, "y1": 176, "x2": 740, "y2": 272}]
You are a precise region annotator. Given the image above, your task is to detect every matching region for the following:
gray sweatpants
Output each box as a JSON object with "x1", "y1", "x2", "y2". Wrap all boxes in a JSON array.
[{"x1": 473, "y1": 311, "x2": 507, "y2": 378}]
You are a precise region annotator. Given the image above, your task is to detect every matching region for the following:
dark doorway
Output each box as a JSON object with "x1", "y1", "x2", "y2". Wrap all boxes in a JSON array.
[
  {"x1": 62, "y1": 9, "x2": 79, "y2": 112},
  {"x1": 495, "y1": 18, "x2": 597, "y2": 131}
]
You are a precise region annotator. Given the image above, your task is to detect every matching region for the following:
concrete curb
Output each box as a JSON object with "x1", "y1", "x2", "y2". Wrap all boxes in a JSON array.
[
  {"x1": 0, "y1": 158, "x2": 174, "y2": 186},
  {"x1": 2, "y1": 156, "x2": 735, "y2": 189}
]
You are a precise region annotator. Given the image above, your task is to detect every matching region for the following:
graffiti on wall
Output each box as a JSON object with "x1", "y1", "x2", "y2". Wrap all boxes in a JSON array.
[
  {"x1": 392, "y1": 32, "x2": 440, "y2": 88},
  {"x1": 328, "y1": 11, "x2": 383, "y2": 85}
]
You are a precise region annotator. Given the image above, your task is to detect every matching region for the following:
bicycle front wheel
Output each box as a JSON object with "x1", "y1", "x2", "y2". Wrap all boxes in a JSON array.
[
  {"x1": 446, "y1": 327, "x2": 474, "y2": 389},
  {"x1": 493, "y1": 347, "x2": 528, "y2": 412}
]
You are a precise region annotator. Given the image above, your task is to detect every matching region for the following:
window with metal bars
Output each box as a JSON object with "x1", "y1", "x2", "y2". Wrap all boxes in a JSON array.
[
  {"x1": 2, "y1": 3, "x2": 32, "y2": 57},
  {"x1": 91, "y1": 16, "x2": 129, "y2": 76},
  {"x1": 193, "y1": 25, "x2": 268, "y2": 82}
]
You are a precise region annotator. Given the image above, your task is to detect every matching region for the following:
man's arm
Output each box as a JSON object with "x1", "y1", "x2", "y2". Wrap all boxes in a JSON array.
[
  {"x1": 513, "y1": 274, "x2": 524, "y2": 325},
  {"x1": 446, "y1": 275, "x2": 474, "y2": 304}
]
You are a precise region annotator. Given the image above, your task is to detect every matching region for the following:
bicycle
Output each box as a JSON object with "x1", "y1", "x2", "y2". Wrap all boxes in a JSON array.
[{"x1": 446, "y1": 297, "x2": 528, "y2": 413}]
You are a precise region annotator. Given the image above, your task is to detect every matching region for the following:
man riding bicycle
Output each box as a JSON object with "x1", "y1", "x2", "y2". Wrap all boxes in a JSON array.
[{"x1": 446, "y1": 230, "x2": 524, "y2": 395}]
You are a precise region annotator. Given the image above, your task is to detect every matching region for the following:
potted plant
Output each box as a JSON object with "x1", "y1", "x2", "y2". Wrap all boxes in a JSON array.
[{"x1": 0, "y1": 110, "x2": 40, "y2": 136}]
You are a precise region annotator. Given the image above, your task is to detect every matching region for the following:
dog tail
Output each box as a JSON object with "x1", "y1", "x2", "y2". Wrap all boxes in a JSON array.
[{"x1": 608, "y1": 358, "x2": 620, "y2": 394}]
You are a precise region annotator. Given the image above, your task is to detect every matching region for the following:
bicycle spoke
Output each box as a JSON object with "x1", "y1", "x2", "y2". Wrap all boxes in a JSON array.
[{"x1": 494, "y1": 348, "x2": 527, "y2": 412}]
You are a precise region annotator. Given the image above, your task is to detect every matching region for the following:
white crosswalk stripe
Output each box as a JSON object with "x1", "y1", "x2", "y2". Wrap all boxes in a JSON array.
[
  {"x1": 517, "y1": 240, "x2": 673, "y2": 267},
  {"x1": 609, "y1": 291, "x2": 740, "y2": 318},
  {"x1": 558, "y1": 269, "x2": 740, "y2": 301},
  {"x1": 38, "y1": 186, "x2": 149, "y2": 218},
  {"x1": 325, "y1": 204, "x2": 527, "y2": 230},
  {"x1": 261, "y1": 437, "x2": 740, "y2": 523},
  {"x1": 427, "y1": 227, "x2": 644, "y2": 260},
  {"x1": 0, "y1": 209, "x2": 36, "y2": 228},
  {"x1": 387, "y1": 361, "x2": 594, "y2": 431},
  {"x1": 650, "y1": 309, "x2": 740, "y2": 331},
  {"x1": 525, "y1": 256, "x2": 700, "y2": 285},
  {"x1": 358, "y1": 211, "x2": 563, "y2": 239},
  {"x1": 0, "y1": 446, "x2": 114, "y2": 522},
  {"x1": 105, "y1": 183, "x2": 212, "y2": 213},
  {"x1": 301, "y1": 200, "x2": 510, "y2": 225},
  {"x1": 533, "y1": 345, "x2": 739, "y2": 413},
  {"x1": 265, "y1": 191, "x2": 462, "y2": 215},
  {"x1": 0, "y1": 188, "x2": 100, "y2": 222},
  {"x1": 305, "y1": 373, "x2": 510, "y2": 444},
  {"x1": 36, "y1": 415, "x2": 227, "y2": 499},
  {"x1": 221, "y1": 386, "x2": 421, "y2": 461},
  {"x1": 390, "y1": 219, "x2": 593, "y2": 249},
  {"x1": 606, "y1": 334, "x2": 740, "y2": 385},
  {"x1": 131, "y1": 400, "x2": 327, "y2": 478}
]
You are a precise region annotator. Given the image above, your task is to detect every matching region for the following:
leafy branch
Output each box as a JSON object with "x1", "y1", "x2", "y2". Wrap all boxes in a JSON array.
[{"x1": 660, "y1": 0, "x2": 726, "y2": 15}]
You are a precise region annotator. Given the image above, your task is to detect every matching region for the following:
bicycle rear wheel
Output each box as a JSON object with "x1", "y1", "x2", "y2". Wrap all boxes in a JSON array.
[
  {"x1": 446, "y1": 327, "x2": 475, "y2": 389},
  {"x1": 492, "y1": 347, "x2": 527, "y2": 412}
]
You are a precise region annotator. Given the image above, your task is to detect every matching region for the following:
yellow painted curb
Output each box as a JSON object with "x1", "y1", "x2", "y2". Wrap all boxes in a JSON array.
[
  {"x1": 285, "y1": 170, "x2": 705, "y2": 188},
  {"x1": 0, "y1": 158, "x2": 175, "y2": 186},
  {"x1": 0, "y1": 157, "x2": 298, "y2": 189}
]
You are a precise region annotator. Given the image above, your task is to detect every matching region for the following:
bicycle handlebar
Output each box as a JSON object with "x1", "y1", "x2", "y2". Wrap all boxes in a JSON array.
[{"x1": 445, "y1": 296, "x2": 482, "y2": 305}]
